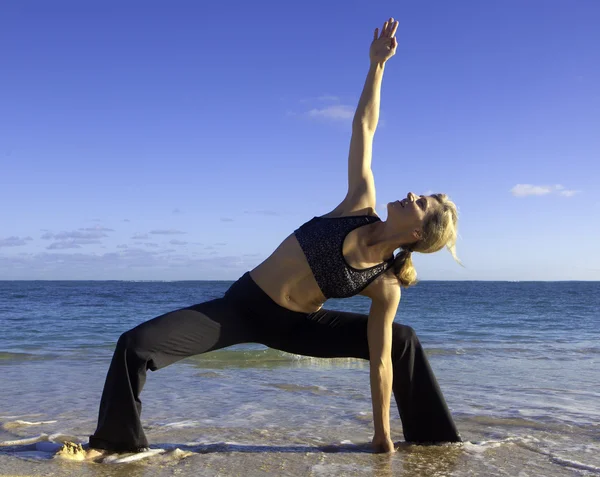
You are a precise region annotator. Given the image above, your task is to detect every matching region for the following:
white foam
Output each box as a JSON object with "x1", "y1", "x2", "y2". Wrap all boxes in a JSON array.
[
  {"x1": 0, "y1": 433, "x2": 49, "y2": 446},
  {"x1": 161, "y1": 420, "x2": 200, "y2": 429},
  {"x1": 462, "y1": 436, "x2": 540, "y2": 453},
  {"x1": 0, "y1": 414, "x2": 43, "y2": 419},
  {"x1": 3, "y1": 419, "x2": 57, "y2": 427},
  {"x1": 102, "y1": 448, "x2": 165, "y2": 464},
  {"x1": 549, "y1": 456, "x2": 600, "y2": 473},
  {"x1": 48, "y1": 432, "x2": 81, "y2": 443},
  {"x1": 514, "y1": 439, "x2": 600, "y2": 474}
]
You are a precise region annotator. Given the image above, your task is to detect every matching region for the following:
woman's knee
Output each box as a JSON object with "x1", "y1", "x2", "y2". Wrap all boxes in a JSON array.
[
  {"x1": 117, "y1": 327, "x2": 150, "y2": 356},
  {"x1": 391, "y1": 323, "x2": 420, "y2": 360},
  {"x1": 392, "y1": 323, "x2": 418, "y2": 342}
]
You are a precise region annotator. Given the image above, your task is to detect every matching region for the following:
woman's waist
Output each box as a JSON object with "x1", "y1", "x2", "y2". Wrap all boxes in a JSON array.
[{"x1": 247, "y1": 263, "x2": 325, "y2": 314}]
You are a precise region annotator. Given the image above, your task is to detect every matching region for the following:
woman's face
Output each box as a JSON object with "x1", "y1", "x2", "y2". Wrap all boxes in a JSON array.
[{"x1": 386, "y1": 192, "x2": 434, "y2": 238}]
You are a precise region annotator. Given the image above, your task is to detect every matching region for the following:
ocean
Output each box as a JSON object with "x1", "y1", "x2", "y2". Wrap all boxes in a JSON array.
[{"x1": 0, "y1": 279, "x2": 599, "y2": 476}]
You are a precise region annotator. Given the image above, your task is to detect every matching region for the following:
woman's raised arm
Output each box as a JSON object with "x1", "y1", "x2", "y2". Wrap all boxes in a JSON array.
[{"x1": 345, "y1": 18, "x2": 398, "y2": 210}]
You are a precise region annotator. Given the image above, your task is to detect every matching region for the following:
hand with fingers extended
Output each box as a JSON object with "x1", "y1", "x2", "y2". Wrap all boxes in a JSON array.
[{"x1": 370, "y1": 17, "x2": 399, "y2": 65}]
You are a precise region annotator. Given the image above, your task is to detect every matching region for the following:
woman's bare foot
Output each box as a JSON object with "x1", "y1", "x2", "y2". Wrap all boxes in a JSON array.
[{"x1": 85, "y1": 448, "x2": 106, "y2": 460}]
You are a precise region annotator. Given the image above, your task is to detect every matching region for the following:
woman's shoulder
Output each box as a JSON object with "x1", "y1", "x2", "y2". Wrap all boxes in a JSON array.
[
  {"x1": 318, "y1": 204, "x2": 379, "y2": 219},
  {"x1": 358, "y1": 270, "x2": 401, "y2": 303}
]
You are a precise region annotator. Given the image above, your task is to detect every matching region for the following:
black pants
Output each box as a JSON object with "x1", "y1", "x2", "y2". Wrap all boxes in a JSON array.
[{"x1": 89, "y1": 272, "x2": 460, "y2": 452}]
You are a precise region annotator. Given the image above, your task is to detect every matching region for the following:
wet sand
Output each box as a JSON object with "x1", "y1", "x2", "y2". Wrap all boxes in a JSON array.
[{"x1": 1, "y1": 422, "x2": 596, "y2": 477}]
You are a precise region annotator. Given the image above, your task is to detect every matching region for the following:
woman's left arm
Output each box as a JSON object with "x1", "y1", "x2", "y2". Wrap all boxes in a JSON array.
[{"x1": 366, "y1": 281, "x2": 400, "y2": 452}]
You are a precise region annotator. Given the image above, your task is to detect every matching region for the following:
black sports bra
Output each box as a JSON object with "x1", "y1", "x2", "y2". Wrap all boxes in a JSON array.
[{"x1": 293, "y1": 215, "x2": 394, "y2": 299}]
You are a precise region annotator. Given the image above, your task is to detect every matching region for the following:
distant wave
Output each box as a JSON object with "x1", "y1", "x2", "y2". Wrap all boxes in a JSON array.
[{"x1": 183, "y1": 347, "x2": 472, "y2": 369}]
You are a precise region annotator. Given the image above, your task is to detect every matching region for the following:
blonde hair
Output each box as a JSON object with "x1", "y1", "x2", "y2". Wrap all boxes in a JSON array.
[{"x1": 392, "y1": 193, "x2": 461, "y2": 287}]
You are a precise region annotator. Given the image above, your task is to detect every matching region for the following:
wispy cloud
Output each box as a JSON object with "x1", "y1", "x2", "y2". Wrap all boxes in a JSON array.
[
  {"x1": 558, "y1": 189, "x2": 580, "y2": 197},
  {"x1": 510, "y1": 184, "x2": 580, "y2": 198},
  {"x1": 79, "y1": 226, "x2": 114, "y2": 232},
  {"x1": 144, "y1": 243, "x2": 159, "y2": 248},
  {"x1": 308, "y1": 104, "x2": 354, "y2": 121},
  {"x1": 172, "y1": 208, "x2": 182, "y2": 215},
  {"x1": 46, "y1": 239, "x2": 102, "y2": 250},
  {"x1": 220, "y1": 217, "x2": 234, "y2": 222},
  {"x1": 169, "y1": 239, "x2": 188, "y2": 245},
  {"x1": 0, "y1": 249, "x2": 257, "y2": 279},
  {"x1": 47, "y1": 242, "x2": 81, "y2": 250},
  {"x1": 291, "y1": 94, "x2": 355, "y2": 122},
  {"x1": 42, "y1": 230, "x2": 109, "y2": 240},
  {"x1": 132, "y1": 233, "x2": 149, "y2": 240},
  {"x1": 40, "y1": 229, "x2": 109, "y2": 250},
  {"x1": 150, "y1": 229, "x2": 187, "y2": 235},
  {"x1": 0, "y1": 236, "x2": 33, "y2": 248}
]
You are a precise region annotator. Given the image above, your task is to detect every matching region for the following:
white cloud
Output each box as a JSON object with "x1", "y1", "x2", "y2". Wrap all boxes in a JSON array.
[
  {"x1": 79, "y1": 226, "x2": 114, "y2": 232},
  {"x1": 47, "y1": 242, "x2": 81, "y2": 250},
  {"x1": 42, "y1": 230, "x2": 109, "y2": 241},
  {"x1": 0, "y1": 236, "x2": 33, "y2": 248},
  {"x1": 40, "y1": 230, "x2": 108, "y2": 250},
  {"x1": 510, "y1": 184, "x2": 580, "y2": 198},
  {"x1": 0, "y1": 250, "x2": 254, "y2": 278},
  {"x1": 308, "y1": 104, "x2": 354, "y2": 121}
]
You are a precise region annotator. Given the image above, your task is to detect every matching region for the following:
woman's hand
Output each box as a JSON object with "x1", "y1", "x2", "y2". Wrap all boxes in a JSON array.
[
  {"x1": 371, "y1": 434, "x2": 396, "y2": 453},
  {"x1": 370, "y1": 18, "x2": 399, "y2": 65}
]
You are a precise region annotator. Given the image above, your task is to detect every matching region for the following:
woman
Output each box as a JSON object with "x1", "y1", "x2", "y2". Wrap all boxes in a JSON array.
[{"x1": 89, "y1": 17, "x2": 461, "y2": 455}]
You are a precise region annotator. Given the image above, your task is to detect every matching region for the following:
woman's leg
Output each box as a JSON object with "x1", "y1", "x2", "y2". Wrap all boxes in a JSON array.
[
  {"x1": 89, "y1": 295, "x2": 256, "y2": 452},
  {"x1": 259, "y1": 308, "x2": 460, "y2": 443}
]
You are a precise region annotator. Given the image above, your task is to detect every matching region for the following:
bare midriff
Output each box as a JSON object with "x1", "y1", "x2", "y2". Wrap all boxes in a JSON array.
[{"x1": 249, "y1": 234, "x2": 327, "y2": 313}]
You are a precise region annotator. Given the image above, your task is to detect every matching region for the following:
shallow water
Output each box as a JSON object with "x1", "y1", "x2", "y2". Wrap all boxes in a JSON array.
[{"x1": 1, "y1": 280, "x2": 599, "y2": 475}]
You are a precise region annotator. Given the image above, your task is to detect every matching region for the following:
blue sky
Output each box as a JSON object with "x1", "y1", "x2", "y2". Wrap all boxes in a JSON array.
[{"x1": 1, "y1": 0, "x2": 599, "y2": 281}]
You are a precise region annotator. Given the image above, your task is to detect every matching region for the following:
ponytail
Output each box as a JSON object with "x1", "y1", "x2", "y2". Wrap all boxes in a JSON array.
[{"x1": 392, "y1": 248, "x2": 418, "y2": 288}]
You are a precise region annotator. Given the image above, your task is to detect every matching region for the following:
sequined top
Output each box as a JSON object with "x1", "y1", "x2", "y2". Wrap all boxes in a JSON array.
[{"x1": 293, "y1": 215, "x2": 394, "y2": 299}]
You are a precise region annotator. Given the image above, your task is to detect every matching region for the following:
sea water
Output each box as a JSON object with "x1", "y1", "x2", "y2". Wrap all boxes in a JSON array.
[{"x1": 1, "y1": 280, "x2": 599, "y2": 476}]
